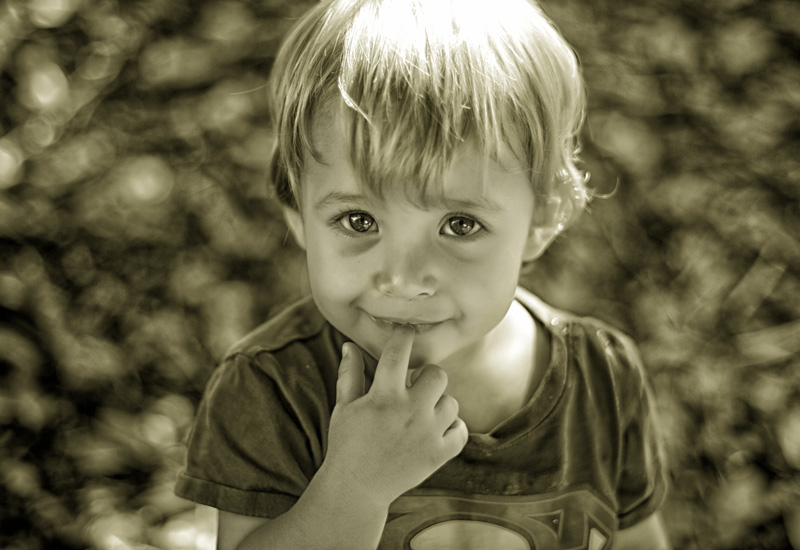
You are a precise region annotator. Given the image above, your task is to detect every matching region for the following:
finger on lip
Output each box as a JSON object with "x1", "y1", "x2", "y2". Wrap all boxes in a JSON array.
[
  {"x1": 391, "y1": 323, "x2": 416, "y2": 341},
  {"x1": 383, "y1": 324, "x2": 415, "y2": 359},
  {"x1": 373, "y1": 324, "x2": 415, "y2": 386}
]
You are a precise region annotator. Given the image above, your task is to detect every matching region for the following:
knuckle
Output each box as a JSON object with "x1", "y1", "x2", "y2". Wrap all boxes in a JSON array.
[
  {"x1": 381, "y1": 345, "x2": 407, "y2": 365},
  {"x1": 368, "y1": 392, "x2": 398, "y2": 410},
  {"x1": 448, "y1": 395, "x2": 459, "y2": 415},
  {"x1": 381, "y1": 349, "x2": 400, "y2": 364},
  {"x1": 438, "y1": 394, "x2": 458, "y2": 416},
  {"x1": 422, "y1": 364, "x2": 447, "y2": 387},
  {"x1": 452, "y1": 419, "x2": 468, "y2": 444}
]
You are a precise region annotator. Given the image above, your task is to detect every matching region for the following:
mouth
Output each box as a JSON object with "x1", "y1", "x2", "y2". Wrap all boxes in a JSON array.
[{"x1": 367, "y1": 314, "x2": 444, "y2": 334}]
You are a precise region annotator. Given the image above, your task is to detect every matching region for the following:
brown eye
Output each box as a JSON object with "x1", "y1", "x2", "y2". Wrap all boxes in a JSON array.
[
  {"x1": 444, "y1": 216, "x2": 479, "y2": 236},
  {"x1": 346, "y1": 212, "x2": 375, "y2": 232}
]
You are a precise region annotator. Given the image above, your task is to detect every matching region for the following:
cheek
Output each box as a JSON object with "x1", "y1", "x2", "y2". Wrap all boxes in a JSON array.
[
  {"x1": 305, "y1": 238, "x2": 365, "y2": 302},
  {"x1": 453, "y1": 245, "x2": 524, "y2": 311},
  {"x1": 458, "y1": 243, "x2": 524, "y2": 287}
]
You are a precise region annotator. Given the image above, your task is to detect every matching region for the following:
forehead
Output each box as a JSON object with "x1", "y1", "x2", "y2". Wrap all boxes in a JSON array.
[{"x1": 304, "y1": 105, "x2": 529, "y2": 206}]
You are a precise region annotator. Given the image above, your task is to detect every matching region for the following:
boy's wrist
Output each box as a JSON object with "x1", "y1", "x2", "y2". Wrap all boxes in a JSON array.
[
  {"x1": 234, "y1": 462, "x2": 390, "y2": 550},
  {"x1": 313, "y1": 459, "x2": 394, "y2": 514}
]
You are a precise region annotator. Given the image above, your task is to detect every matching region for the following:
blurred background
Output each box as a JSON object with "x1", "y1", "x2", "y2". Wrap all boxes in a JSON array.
[{"x1": 0, "y1": 0, "x2": 798, "y2": 548}]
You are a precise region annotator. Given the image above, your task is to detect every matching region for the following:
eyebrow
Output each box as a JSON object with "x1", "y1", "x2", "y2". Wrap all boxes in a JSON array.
[
  {"x1": 313, "y1": 192, "x2": 375, "y2": 211},
  {"x1": 313, "y1": 191, "x2": 503, "y2": 212}
]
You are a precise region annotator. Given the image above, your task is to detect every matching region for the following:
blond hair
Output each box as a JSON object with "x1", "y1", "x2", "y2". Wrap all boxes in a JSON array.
[{"x1": 270, "y1": 0, "x2": 589, "y2": 229}]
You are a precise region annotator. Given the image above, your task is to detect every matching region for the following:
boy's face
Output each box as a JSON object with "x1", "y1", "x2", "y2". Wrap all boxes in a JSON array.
[{"x1": 285, "y1": 111, "x2": 555, "y2": 368}]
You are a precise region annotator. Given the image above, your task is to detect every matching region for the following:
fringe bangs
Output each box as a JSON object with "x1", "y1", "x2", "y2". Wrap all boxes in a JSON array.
[{"x1": 271, "y1": 0, "x2": 588, "y2": 227}]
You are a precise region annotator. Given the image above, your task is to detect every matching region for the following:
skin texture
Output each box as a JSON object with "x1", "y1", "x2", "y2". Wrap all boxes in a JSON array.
[
  {"x1": 216, "y1": 109, "x2": 672, "y2": 549},
  {"x1": 283, "y1": 109, "x2": 555, "y2": 373}
]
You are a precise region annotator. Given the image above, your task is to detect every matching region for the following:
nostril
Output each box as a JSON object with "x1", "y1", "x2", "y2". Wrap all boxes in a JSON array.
[
  {"x1": 376, "y1": 274, "x2": 435, "y2": 299},
  {"x1": 374, "y1": 251, "x2": 437, "y2": 298}
]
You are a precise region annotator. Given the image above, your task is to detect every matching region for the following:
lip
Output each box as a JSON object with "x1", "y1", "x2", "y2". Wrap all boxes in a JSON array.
[{"x1": 367, "y1": 314, "x2": 444, "y2": 334}]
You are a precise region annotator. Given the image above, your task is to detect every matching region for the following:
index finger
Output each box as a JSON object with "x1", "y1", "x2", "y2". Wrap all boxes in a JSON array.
[{"x1": 370, "y1": 325, "x2": 415, "y2": 393}]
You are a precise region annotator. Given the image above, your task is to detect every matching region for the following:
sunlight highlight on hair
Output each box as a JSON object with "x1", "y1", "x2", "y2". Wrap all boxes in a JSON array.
[{"x1": 270, "y1": 0, "x2": 590, "y2": 227}]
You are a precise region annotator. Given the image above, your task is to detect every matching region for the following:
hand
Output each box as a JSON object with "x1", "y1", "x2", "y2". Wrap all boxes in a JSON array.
[{"x1": 322, "y1": 325, "x2": 469, "y2": 509}]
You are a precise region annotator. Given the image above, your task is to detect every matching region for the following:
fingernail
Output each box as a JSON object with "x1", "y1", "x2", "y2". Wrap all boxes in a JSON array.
[{"x1": 342, "y1": 343, "x2": 349, "y2": 358}]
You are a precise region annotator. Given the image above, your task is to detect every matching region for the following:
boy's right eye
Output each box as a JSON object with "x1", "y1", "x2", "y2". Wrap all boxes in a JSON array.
[{"x1": 338, "y1": 212, "x2": 376, "y2": 233}]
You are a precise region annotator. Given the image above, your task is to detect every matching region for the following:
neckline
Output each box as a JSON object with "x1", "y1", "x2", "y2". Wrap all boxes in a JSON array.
[{"x1": 464, "y1": 288, "x2": 569, "y2": 450}]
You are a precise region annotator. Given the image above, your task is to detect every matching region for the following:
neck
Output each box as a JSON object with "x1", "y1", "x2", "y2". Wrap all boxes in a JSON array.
[
  {"x1": 440, "y1": 300, "x2": 536, "y2": 383},
  {"x1": 439, "y1": 300, "x2": 545, "y2": 433}
]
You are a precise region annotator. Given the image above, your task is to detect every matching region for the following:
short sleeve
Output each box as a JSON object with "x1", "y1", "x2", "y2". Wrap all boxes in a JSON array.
[
  {"x1": 175, "y1": 349, "x2": 331, "y2": 517},
  {"x1": 611, "y1": 333, "x2": 669, "y2": 529}
]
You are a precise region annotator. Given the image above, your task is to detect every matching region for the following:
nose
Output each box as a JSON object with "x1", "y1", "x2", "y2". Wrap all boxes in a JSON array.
[{"x1": 374, "y1": 240, "x2": 437, "y2": 299}]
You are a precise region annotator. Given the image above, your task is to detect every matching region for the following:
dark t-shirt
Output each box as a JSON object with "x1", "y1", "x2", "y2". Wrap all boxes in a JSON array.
[{"x1": 175, "y1": 288, "x2": 667, "y2": 549}]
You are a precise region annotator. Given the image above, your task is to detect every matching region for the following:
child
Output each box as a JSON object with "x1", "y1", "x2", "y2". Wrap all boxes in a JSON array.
[{"x1": 175, "y1": 0, "x2": 671, "y2": 548}]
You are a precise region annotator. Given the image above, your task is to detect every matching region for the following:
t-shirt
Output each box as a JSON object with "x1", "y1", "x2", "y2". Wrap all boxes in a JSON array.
[{"x1": 175, "y1": 288, "x2": 667, "y2": 549}]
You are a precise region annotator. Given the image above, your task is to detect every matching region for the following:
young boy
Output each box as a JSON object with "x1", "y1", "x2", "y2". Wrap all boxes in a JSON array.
[{"x1": 175, "y1": 0, "x2": 671, "y2": 548}]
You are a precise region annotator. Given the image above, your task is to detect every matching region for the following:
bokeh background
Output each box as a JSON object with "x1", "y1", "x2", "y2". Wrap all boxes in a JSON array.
[{"x1": 0, "y1": 0, "x2": 798, "y2": 548}]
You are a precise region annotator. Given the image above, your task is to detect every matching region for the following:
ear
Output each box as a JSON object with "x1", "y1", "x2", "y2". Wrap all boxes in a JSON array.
[
  {"x1": 522, "y1": 222, "x2": 559, "y2": 262},
  {"x1": 282, "y1": 206, "x2": 307, "y2": 250}
]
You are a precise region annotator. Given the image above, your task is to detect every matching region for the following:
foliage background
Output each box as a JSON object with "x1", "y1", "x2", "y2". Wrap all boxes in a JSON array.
[{"x1": 0, "y1": 0, "x2": 798, "y2": 548}]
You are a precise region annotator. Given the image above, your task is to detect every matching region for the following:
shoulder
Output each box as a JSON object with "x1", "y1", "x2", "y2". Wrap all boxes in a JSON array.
[
  {"x1": 516, "y1": 287, "x2": 650, "y2": 409},
  {"x1": 224, "y1": 294, "x2": 328, "y2": 358},
  {"x1": 517, "y1": 289, "x2": 668, "y2": 527},
  {"x1": 516, "y1": 287, "x2": 642, "y2": 364},
  {"x1": 201, "y1": 295, "x2": 342, "y2": 413},
  {"x1": 178, "y1": 299, "x2": 336, "y2": 513}
]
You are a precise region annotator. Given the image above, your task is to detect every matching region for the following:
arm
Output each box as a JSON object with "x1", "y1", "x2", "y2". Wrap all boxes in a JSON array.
[
  {"x1": 218, "y1": 326, "x2": 468, "y2": 550},
  {"x1": 611, "y1": 512, "x2": 671, "y2": 550},
  {"x1": 217, "y1": 465, "x2": 388, "y2": 550}
]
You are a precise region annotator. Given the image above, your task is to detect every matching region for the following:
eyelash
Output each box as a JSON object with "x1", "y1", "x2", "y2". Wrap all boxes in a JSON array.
[
  {"x1": 330, "y1": 211, "x2": 376, "y2": 238},
  {"x1": 440, "y1": 212, "x2": 486, "y2": 239},
  {"x1": 330, "y1": 210, "x2": 488, "y2": 240}
]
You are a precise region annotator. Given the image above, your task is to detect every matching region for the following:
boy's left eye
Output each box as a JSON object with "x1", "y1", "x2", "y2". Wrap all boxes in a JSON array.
[{"x1": 441, "y1": 216, "x2": 483, "y2": 237}]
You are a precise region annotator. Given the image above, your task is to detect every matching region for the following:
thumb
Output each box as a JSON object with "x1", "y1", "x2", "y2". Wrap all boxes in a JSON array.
[{"x1": 336, "y1": 342, "x2": 366, "y2": 405}]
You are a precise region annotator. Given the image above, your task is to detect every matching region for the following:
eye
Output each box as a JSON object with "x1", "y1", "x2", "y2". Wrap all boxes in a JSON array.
[
  {"x1": 339, "y1": 212, "x2": 376, "y2": 233},
  {"x1": 441, "y1": 215, "x2": 483, "y2": 237}
]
